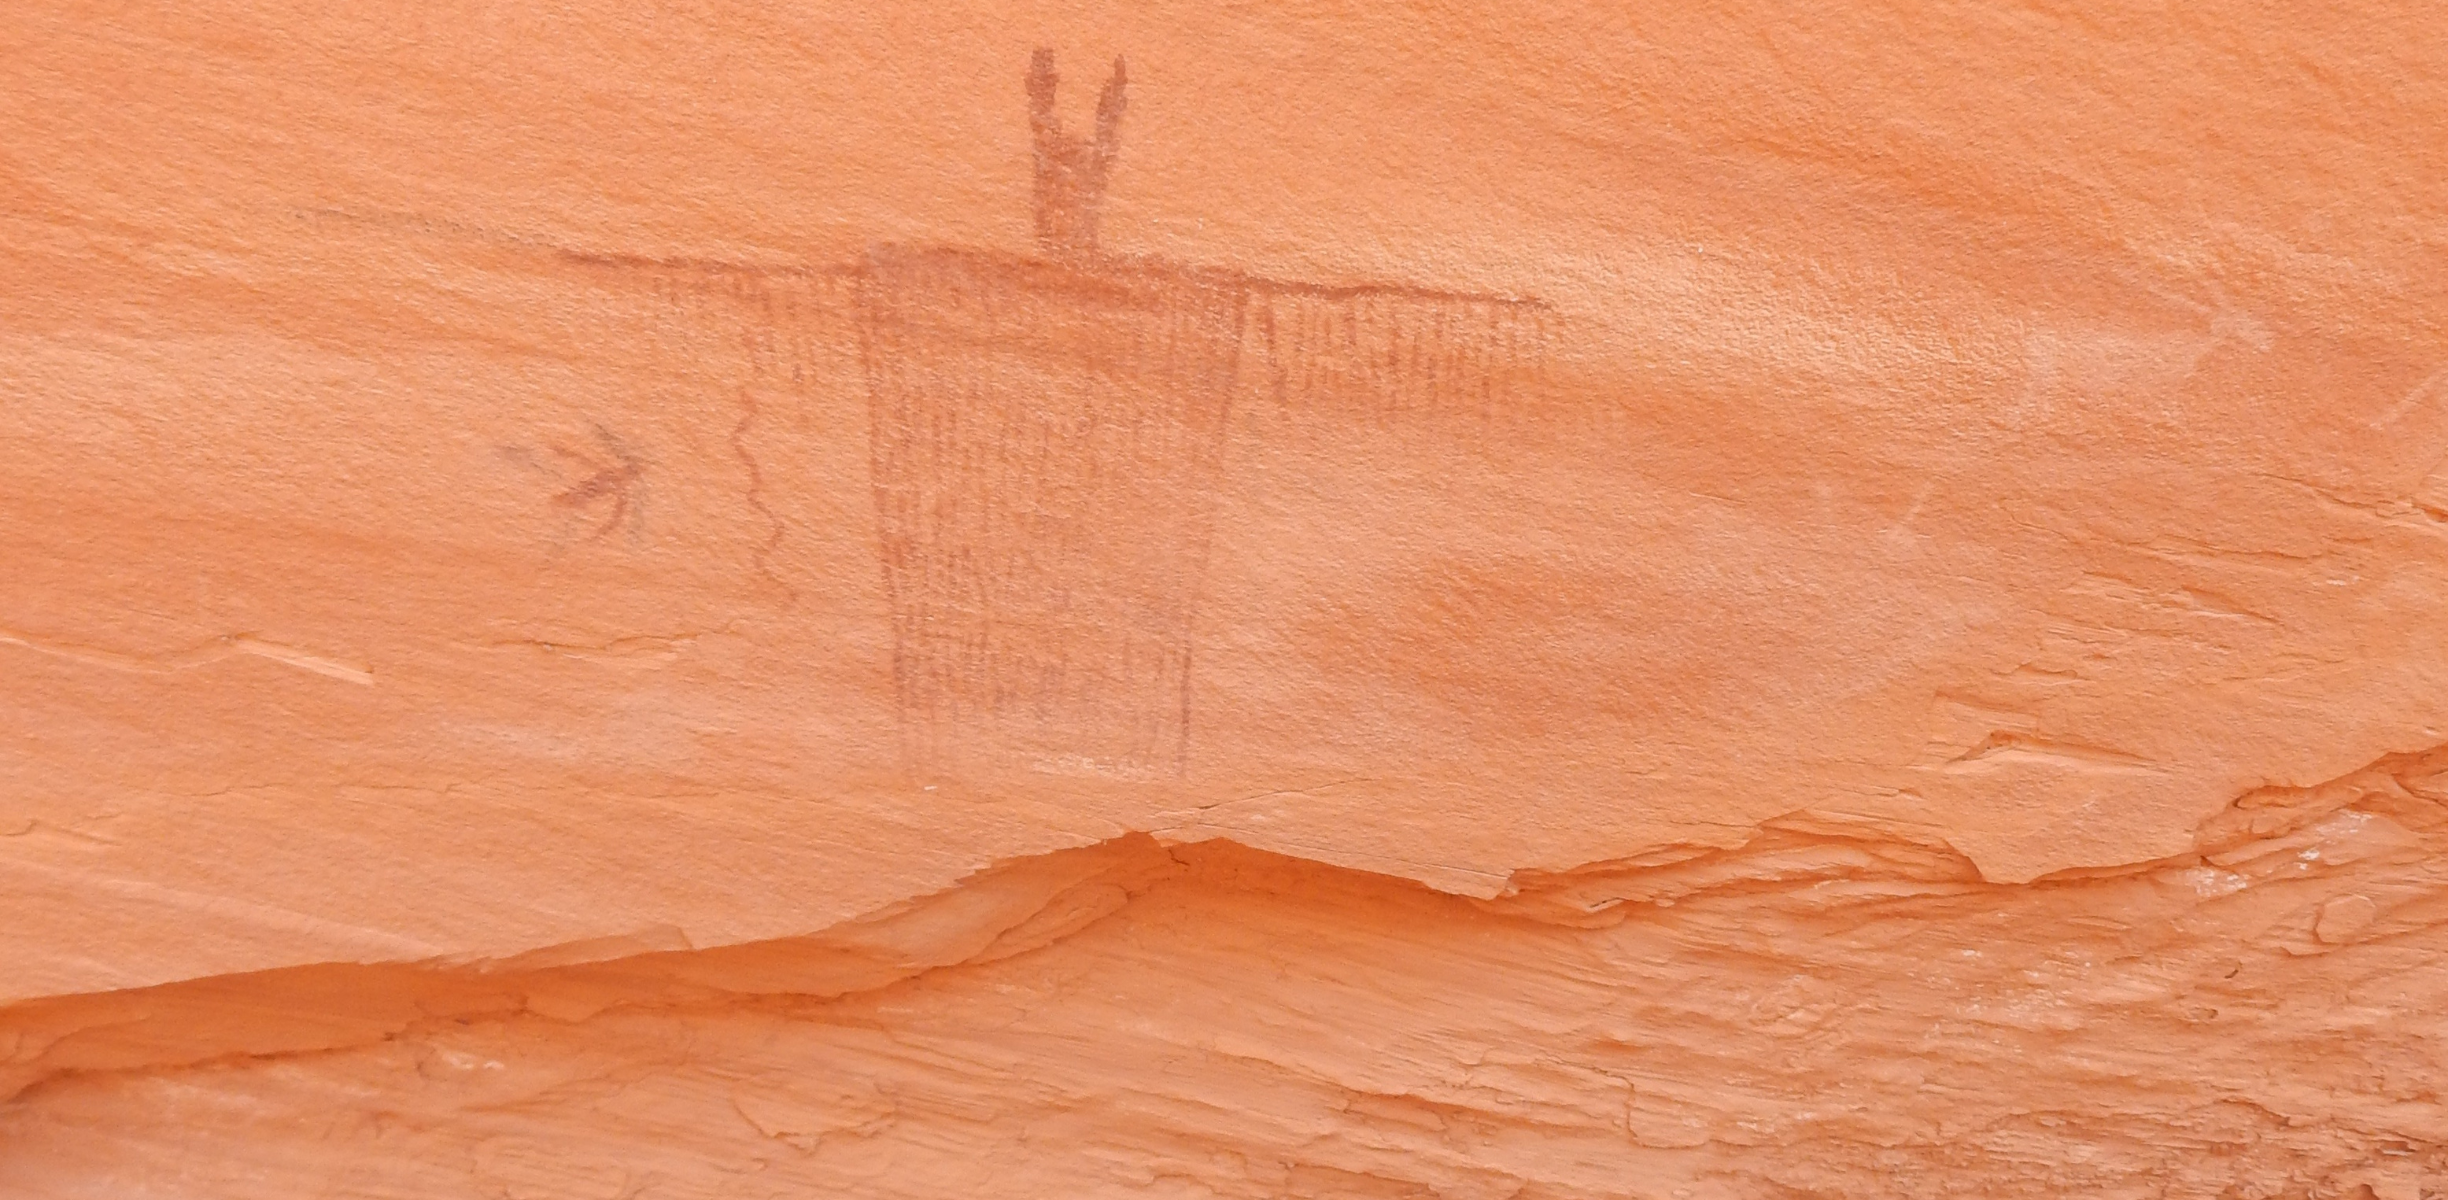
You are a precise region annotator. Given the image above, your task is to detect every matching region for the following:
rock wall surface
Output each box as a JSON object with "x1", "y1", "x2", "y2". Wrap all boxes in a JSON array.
[
  {"x1": 4, "y1": 0, "x2": 2447, "y2": 1195},
  {"x1": 6, "y1": 746, "x2": 2447, "y2": 1197}
]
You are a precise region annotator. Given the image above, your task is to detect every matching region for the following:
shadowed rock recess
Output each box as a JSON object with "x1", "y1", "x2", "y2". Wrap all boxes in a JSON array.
[{"x1": 5, "y1": 745, "x2": 2447, "y2": 1198}]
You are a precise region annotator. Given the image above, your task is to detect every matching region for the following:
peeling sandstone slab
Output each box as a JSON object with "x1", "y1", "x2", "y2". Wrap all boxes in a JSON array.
[{"x1": 5, "y1": 747, "x2": 2446, "y2": 1196}]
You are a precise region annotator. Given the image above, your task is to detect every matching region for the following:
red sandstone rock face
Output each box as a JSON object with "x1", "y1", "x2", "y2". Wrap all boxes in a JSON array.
[
  {"x1": 4, "y1": 1, "x2": 2447, "y2": 1195},
  {"x1": 6, "y1": 751, "x2": 2448, "y2": 1196}
]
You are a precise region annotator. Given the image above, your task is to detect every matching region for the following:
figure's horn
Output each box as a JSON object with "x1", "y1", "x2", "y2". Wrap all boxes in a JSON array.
[
  {"x1": 1093, "y1": 56, "x2": 1128, "y2": 165},
  {"x1": 1027, "y1": 48, "x2": 1060, "y2": 143},
  {"x1": 1025, "y1": 48, "x2": 1126, "y2": 258}
]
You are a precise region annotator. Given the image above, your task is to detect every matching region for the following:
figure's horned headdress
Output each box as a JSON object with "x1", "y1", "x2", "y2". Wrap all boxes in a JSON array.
[{"x1": 1027, "y1": 49, "x2": 1127, "y2": 259}]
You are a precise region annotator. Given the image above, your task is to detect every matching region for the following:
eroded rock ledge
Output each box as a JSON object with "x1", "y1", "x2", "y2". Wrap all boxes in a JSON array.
[{"x1": 5, "y1": 744, "x2": 2443, "y2": 1199}]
